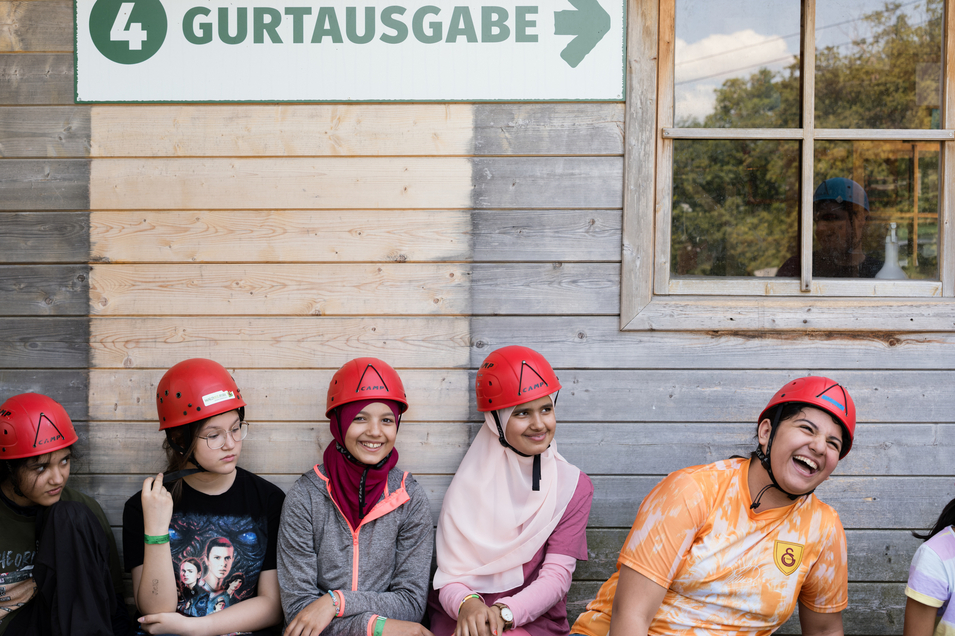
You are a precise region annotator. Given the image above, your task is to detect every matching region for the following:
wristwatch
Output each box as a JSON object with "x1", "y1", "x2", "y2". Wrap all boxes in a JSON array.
[{"x1": 493, "y1": 603, "x2": 514, "y2": 630}]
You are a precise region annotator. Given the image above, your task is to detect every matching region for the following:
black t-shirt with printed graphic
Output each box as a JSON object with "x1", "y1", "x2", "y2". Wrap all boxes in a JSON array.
[{"x1": 123, "y1": 467, "x2": 284, "y2": 620}]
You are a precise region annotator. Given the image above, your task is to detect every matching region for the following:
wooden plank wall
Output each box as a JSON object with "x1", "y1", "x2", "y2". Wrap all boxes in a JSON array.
[{"x1": 2, "y1": 2, "x2": 954, "y2": 634}]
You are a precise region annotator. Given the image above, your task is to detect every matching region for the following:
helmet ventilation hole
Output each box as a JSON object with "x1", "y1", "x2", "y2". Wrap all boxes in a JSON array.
[
  {"x1": 176, "y1": 392, "x2": 181, "y2": 398},
  {"x1": 196, "y1": 407, "x2": 201, "y2": 411},
  {"x1": 182, "y1": 411, "x2": 187, "y2": 416},
  {"x1": 165, "y1": 390, "x2": 169, "y2": 396}
]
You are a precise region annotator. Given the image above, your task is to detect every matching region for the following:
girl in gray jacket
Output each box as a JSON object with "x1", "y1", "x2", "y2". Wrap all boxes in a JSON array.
[{"x1": 278, "y1": 358, "x2": 434, "y2": 636}]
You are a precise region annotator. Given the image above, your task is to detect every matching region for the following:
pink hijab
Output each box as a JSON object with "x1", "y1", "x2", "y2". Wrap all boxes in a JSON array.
[
  {"x1": 323, "y1": 399, "x2": 401, "y2": 530},
  {"x1": 434, "y1": 396, "x2": 580, "y2": 593}
]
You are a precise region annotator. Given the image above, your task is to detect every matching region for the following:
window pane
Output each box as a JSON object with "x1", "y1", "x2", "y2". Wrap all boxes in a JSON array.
[
  {"x1": 810, "y1": 140, "x2": 939, "y2": 280},
  {"x1": 674, "y1": 0, "x2": 801, "y2": 127},
  {"x1": 815, "y1": 0, "x2": 943, "y2": 129},
  {"x1": 671, "y1": 139, "x2": 800, "y2": 277}
]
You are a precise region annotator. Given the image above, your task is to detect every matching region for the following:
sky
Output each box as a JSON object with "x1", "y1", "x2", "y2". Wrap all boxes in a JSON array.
[{"x1": 674, "y1": 0, "x2": 931, "y2": 122}]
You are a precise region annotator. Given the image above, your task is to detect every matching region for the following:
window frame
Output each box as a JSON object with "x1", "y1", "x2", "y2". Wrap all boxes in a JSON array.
[{"x1": 621, "y1": 0, "x2": 955, "y2": 331}]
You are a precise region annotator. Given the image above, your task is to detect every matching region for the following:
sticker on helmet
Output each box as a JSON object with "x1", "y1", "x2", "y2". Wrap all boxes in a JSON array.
[
  {"x1": 202, "y1": 390, "x2": 236, "y2": 407},
  {"x1": 773, "y1": 540, "x2": 804, "y2": 576}
]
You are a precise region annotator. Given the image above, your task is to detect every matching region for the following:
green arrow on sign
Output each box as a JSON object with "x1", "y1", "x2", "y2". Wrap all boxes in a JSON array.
[{"x1": 554, "y1": 0, "x2": 611, "y2": 68}]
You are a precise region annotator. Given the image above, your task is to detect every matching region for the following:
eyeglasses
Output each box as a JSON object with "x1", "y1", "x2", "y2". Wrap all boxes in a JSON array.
[{"x1": 197, "y1": 422, "x2": 249, "y2": 450}]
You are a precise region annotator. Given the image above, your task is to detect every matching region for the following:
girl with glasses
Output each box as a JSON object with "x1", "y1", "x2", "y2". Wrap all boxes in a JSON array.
[{"x1": 122, "y1": 358, "x2": 285, "y2": 635}]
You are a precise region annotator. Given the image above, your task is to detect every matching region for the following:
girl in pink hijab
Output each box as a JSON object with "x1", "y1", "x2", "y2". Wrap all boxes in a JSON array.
[{"x1": 430, "y1": 346, "x2": 593, "y2": 636}]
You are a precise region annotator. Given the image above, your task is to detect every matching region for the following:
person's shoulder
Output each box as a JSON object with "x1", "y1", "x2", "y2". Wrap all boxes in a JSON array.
[
  {"x1": 237, "y1": 466, "x2": 284, "y2": 494},
  {"x1": 803, "y1": 494, "x2": 844, "y2": 528},
  {"x1": 921, "y1": 526, "x2": 955, "y2": 557},
  {"x1": 575, "y1": 470, "x2": 594, "y2": 498},
  {"x1": 62, "y1": 485, "x2": 105, "y2": 512},
  {"x1": 392, "y1": 467, "x2": 422, "y2": 495}
]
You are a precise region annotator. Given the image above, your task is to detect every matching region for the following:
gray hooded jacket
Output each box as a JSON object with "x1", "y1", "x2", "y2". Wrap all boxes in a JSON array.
[{"x1": 277, "y1": 464, "x2": 434, "y2": 636}]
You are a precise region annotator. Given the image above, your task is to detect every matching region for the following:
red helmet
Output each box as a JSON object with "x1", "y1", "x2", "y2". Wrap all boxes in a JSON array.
[
  {"x1": 0, "y1": 393, "x2": 78, "y2": 460},
  {"x1": 759, "y1": 376, "x2": 856, "y2": 458},
  {"x1": 157, "y1": 359, "x2": 246, "y2": 430},
  {"x1": 475, "y1": 346, "x2": 561, "y2": 412},
  {"x1": 326, "y1": 358, "x2": 408, "y2": 418}
]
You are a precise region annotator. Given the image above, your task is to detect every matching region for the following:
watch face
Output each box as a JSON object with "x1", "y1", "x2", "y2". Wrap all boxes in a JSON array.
[{"x1": 500, "y1": 607, "x2": 514, "y2": 622}]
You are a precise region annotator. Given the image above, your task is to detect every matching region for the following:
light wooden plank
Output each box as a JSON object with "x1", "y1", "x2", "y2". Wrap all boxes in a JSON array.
[
  {"x1": 472, "y1": 210, "x2": 621, "y2": 262},
  {"x1": 587, "y1": 475, "x2": 955, "y2": 529},
  {"x1": 576, "y1": 528, "x2": 922, "y2": 582},
  {"x1": 90, "y1": 317, "x2": 470, "y2": 369},
  {"x1": 90, "y1": 210, "x2": 471, "y2": 263},
  {"x1": 0, "y1": 265, "x2": 89, "y2": 315},
  {"x1": 90, "y1": 105, "x2": 473, "y2": 157},
  {"x1": 0, "y1": 211, "x2": 89, "y2": 261},
  {"x1": 80, "y1": 421, "x2": 473, "y2": 476},
  {"x1": 0, "y1": 368, "x2": 87, "y2": 419},
  {"x1": 470, "y1": 157, "x2": 623, "y2": 209},
  {"x1": 624, "y1": 296, "x2": 955, "y2": 331},
  {"x1": 0, "y1": 317, "x2": 89, "y2": 368},
  {"x1": 566, "y1": 581, "x2": 905, "y2": 635},
  {"x1": 457, "y1": 369, "x2": 955, "y2": 424},
  {"x1": 90, "y1": 209, "x2": 620, "y2": 264},
  {"x1": 620, "y1": 0, "x2": 659, "y2": 326},
  {"x1": 801, "y1": 0, "x2": 817, "y2": 291},
  {"x1": 89, "y1": 158, "x2": 472, "y2": 210},
  {"x1": 0, "y1": 159, "x2": 89, "y2": 210},
  {"x1": 88, "y1": 263, "x2": 472, "y2": 316},
  {"x1": 0, "y1": 1, "x2": 73, "y2": 52},
  {"x1": 0, "y1": 53, "x2": 73, "y2": 104},
  {"x1": 471, "y1": 316, "x2": 955, "y2": 370},
  {"x1": 75, "y1": 472, "x2": 954, "y2": 533},
  {"x1": 652, "y1": 0, "x2": 674, "y2": 294},
  {"x1": 88, "y1": 368, "x2": 469, "y2": 422},
  {"x1": 78, "y1": 420, "x2": 955, "y2": 479},
  {"x1": 471, "y1": 263, "x2": 619, "y2": 315},
  {"x1": 0, "y1": 106, "x2": 90, "y2": 157},
  {"x1": 473, "y1": 103, "x2": 625, "y2": 155},
  {"x1": 815, "y1": 128, "x2": 954, "y2": 140},
  {"x1": 667, "y1": 277, "x2": 942, "y2": 297}
]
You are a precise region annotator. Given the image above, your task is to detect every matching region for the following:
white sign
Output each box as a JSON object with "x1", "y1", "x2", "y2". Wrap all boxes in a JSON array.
[{"x1": 75, "y1": 0, "x2": 626, "y2": 102}]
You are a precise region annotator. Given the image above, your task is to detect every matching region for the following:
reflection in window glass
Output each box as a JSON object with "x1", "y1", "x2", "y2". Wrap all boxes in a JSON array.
[
  {"x1": 675, "y1": 0, "x2": 800, "y2": 127},
  {"x1": 815, "y1": 0, "x2": 942, "y2": 129},
  {"x1": 671, "y1": 140, "x2": 799, "y2": 277},
  {"x1": 808, "y1": 141, "x2": 939, "y2": 280}
]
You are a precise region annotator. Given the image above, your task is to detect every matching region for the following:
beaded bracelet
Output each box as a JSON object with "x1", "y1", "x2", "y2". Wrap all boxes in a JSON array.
[
  {"x1": 143, "y1": 533, "x2": 170, "y2": 545},
  {"x1": 373, "y1": 615, "x2": 387, "y2": 636},
  {"x1": 327, "y1": 589, "x2": 340, "y2": 616}
]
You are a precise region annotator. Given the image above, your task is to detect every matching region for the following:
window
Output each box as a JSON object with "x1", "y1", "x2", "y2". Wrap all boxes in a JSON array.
[{"x1": 621, "y1": 0, "x2": 954, "y2": 331}]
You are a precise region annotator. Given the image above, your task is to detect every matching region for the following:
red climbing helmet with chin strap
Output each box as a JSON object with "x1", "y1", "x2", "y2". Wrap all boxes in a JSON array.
[
  {"x1": 759, "y1": 375, "x2": 856, "y2": 459},
  {"x1": 156, "y1": 358, "x2": 246, "y2": 430},
  {"x1": 0, "y1": 393, "x2": 78, "y2": 460},
  {"x1": 326, "y1": 358, "x2": 408, "y2": 418},
  {"x1": 475, "y1": 345, "x2": 561, "y2": 412}
]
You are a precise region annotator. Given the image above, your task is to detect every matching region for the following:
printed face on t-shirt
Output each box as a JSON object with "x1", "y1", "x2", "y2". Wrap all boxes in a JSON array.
[
  {"x1": 205, "y1": 546, "x2": 234, "y2": 583},
  {"x1": 180, "y1": 561, "x2": 198, "y2": 586}
]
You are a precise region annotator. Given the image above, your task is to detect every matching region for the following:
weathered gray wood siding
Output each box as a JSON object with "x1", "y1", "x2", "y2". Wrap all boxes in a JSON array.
[{"x1": 0, "y1": 2, "x2": 949, "y2": 635}]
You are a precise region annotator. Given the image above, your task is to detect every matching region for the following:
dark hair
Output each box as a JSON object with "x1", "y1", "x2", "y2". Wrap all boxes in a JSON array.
[
  {"x1": 225, "y1": 573, "x2": 244, "y2": 589},
  {"x1": 0, "y1": 445, "x2": 78, "y2": 501},
  {"x1": 913, "y1": 497, "x2": 955, "y2": 541},
  {"x1": 733, "y1": 402, "x2": 844, "y2": 460},
  {"x1": 204, "y1": 536, "x2": 234, "y2": 558},
  {"x1": 162, "y1": 418, "x2": 207, "y2": 502}
]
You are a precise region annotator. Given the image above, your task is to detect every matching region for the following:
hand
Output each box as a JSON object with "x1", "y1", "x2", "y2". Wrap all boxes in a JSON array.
[
  {"x1": 138, "y1": 611, "x2": 200, "y2": 636},
  {"x1": 284, "y1": 595, "x2": 336, "y2": 636},
  {"x1": 382, "y1": 618, "x2": 435, "y2": 636},
  {"x1": 0, "y1": 578, "x2": 38, "y2": 615},
  {"x1": 141, "y1": 473, "x2": 174, "y2": 535},
  {"x1": 455, "y1": 597, "x2": 505, "y2": 636}
]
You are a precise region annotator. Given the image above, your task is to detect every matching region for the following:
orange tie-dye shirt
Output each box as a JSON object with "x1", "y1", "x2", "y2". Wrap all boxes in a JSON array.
[{"x1": 572, "y1": 458, "x2": 847, "y2": 636}]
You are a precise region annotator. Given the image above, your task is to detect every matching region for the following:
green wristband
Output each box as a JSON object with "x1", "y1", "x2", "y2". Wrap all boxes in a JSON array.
[
  {"x1": 373, "y1": 615, "x2": 386, "y2": 636},
  {"x1": 143, "y1": 533, "x2": 170, "y2": 545}
]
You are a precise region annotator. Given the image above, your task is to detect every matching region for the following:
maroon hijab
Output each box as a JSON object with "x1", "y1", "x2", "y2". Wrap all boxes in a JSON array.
[{"x1": 323, "y1": 399, "x2": 401, "y2": 530}]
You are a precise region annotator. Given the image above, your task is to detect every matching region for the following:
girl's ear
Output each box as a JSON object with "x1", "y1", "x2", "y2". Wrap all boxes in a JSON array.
[{"x1": 757, "y1": 418, "x2": 773, "y2": 448}]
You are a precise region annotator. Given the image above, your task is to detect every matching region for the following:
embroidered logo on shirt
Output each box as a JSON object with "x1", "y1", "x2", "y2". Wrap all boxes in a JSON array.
[{"x1": 774, "y1": 540, "x2": 804, "y2": 575}]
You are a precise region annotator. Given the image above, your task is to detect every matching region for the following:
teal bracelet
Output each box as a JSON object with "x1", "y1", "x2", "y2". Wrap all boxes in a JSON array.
[
  {"x1": 143, "y1": 533, "x2": 170, "y2": 545},
  {"x1": 373, "y1": 615, "x2": 386, "y2": 636}
]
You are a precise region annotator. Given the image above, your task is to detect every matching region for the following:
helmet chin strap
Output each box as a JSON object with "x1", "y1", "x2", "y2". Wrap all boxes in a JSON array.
[
  {"x1": 491, "y1": 410, "x2": 543, "y2": 491},
  {"x1": 750, "y1": 405, "x2": 814, "y2": 510},
  {"x1": 163, "y1": 432, "x2": 206, "y2": 484}
]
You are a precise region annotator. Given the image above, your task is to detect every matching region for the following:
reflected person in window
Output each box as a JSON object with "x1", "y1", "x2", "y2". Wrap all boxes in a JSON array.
[{"x1": 776, "y1": 178, "x2": 882, "y2": 278}]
